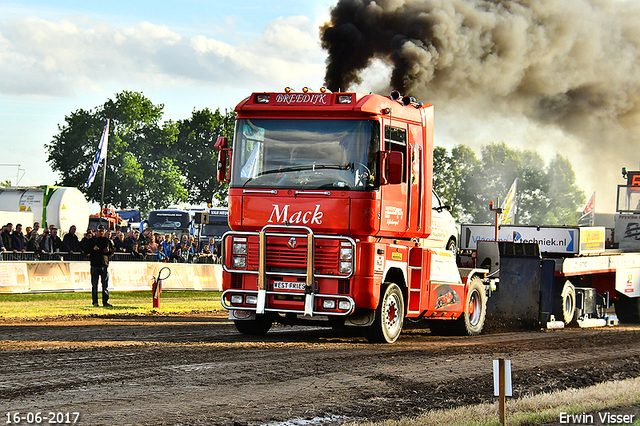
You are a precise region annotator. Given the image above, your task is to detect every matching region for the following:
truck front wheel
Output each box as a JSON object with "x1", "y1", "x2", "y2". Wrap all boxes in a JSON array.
[
  {"x1": 366, "y1": 283, "x2": 405, "y2": 343},
  {"x1": 234, "y1": 314, "x2": 273, "y2": 335}
]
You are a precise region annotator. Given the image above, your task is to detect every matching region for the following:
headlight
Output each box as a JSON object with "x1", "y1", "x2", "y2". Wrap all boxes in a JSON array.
[
  {"x1": 233, "y1": 256, "x2": 246, "y2": 269},
  {"x1": 230, "y1": 294, "x2": 243, "y2": 305},
  {"x1": 233, "y1": 238, "x2": 247, "y2": 255},
  {"x1": 245, "y1": 295, "x2": 258, "y2": 305},
  {"x1": 340, "y1": 261, "x2": 353, "y2": 274},
  {"x1": 338, "y1": 300, "x2": 351, "y2": 310},
  {"x1": 322, "y1": 299, "x2": 336, "y2": 309},
  {"x1": 340, "y1": 247, "x2": 353, "y2": 260}
]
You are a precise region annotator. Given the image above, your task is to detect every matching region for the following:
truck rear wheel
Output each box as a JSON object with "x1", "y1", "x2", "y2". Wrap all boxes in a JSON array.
[
  {"x1": 366, "y1": 283, "x2": 405, "y2": 343},
  {"x1": 234, "y1": 314, "x2": 273, "y2": 335},
  {"x1": 554, "y1": 281, "x2": 577, "y2": 325},
  {"x1": 615, "y1": 292, "x2": 640, "y2": 323},
  {"x1": 452, "y1": 277, "x2": 486, "y2": 336}
]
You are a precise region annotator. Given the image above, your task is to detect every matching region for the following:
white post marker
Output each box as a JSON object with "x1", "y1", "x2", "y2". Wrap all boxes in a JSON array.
[{"x1": 494, "y1": 359, "x2": 512, "y2": 425}]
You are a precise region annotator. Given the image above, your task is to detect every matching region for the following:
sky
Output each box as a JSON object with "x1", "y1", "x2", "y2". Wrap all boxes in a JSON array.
[
  {"x1": 0, "y1": 0, "x2": 333, "y2": 188},
  {"x1": 0, "y1": 0, "x2": 634, "y2": 214}
]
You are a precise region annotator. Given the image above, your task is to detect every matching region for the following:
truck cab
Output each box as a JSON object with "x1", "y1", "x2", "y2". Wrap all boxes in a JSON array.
[
  {"x1": 141, "y1": 209, "x2": 194, "y2": 240},
  {"x1": 216, "y1": 90, "x2": 487, "y2": 342},
  {"x1": 199, "y1": 207, "x2": 231, "y2": 255}
]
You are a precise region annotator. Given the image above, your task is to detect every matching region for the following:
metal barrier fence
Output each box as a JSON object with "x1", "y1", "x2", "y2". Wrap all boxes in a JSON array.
[
  {"x1": 0, "y1": 261, "x2": 223, "y2": 293},
  {"x1": 0, "y1": 251, "x2": 222, "y2": 264}
]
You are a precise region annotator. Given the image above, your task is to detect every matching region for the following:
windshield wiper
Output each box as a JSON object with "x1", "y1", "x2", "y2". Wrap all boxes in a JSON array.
[
  {"x1": 279, "y1": 164, "x2": 349, "y2": 173},
  {"x1": 242, "y1": 164, "x2": 350, "y2": 187},
  {"x1": 242, "y1": 169, "x2": 283, "y2": 187}
]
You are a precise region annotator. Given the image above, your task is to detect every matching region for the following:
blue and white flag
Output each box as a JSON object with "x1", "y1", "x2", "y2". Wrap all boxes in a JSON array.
[
  {"x1": 86, "y1": 119, "x2": 110, "y2": 187},
  {"x1": 498, "y1": 178, "x2": 517, "y2": 225}
]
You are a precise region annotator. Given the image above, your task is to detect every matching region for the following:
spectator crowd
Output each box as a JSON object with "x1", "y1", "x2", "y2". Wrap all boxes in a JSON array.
[{"x1": 0, "y1": 222, "x2": 220, "y2": 263}]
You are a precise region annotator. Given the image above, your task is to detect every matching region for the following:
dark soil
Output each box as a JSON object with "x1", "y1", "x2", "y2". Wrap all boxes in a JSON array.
[{"x1": 2, "y1": 314, "x2": 640, "y2": 425}]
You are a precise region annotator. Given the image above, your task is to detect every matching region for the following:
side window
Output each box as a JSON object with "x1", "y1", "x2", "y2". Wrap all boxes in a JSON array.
[
  {"x1": 384, "y1": 126, "x2": 406, "y2": 182},
  {"x1": 432, "y1": 191, "x2": 441, "y2": 210}
]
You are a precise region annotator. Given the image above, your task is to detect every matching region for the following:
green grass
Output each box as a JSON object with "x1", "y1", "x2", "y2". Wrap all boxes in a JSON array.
[
  {"x1": 0, "y1": 291, "x2": 224, "y2": 319},
  {"x1": 349, "y1": 377, "x2": 640, "y2": 426}
]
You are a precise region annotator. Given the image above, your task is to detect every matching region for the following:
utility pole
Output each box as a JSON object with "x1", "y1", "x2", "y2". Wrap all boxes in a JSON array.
[{"x1": 0, "y1": 164, "x2": 25, "y2": 185}]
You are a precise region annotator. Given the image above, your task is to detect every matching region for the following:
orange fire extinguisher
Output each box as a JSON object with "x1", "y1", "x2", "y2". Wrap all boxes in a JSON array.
[{"x1": 152, "y1": 266, "x2": 171, "y2": 308}]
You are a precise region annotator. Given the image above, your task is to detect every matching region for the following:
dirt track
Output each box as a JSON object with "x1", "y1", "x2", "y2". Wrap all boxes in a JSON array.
[{"x1": 2, "y1": 314, "x2": 640, "y2": 426}]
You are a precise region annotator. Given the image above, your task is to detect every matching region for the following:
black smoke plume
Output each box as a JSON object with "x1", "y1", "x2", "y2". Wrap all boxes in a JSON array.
[{"x1": 320, "y1": 0, "x2": 640, "y2": 209}]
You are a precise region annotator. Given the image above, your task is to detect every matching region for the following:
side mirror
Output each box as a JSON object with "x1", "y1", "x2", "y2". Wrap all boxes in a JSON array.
[
  {"x1": 380, "y1": 151, "x2": 403, "y2": 185},
  {"x1": 215, "y1": 137, "x2": 228, "y2": 149},
  {"x1": 214, "y1": 137, "x2": 231, "y2": 182}
]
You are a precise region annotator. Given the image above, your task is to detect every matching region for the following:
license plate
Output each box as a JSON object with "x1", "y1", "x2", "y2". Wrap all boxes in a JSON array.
[{"x1": 273, "y1": 281, "x2": 306, "y2": 291}]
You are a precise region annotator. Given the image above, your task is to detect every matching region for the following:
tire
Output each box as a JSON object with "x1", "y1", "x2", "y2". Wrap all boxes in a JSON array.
[
  {"x1": 554, "y1": 281, "x2": 577, "y2": 325},
  {"x1": 366, "y1": 283, "x2": 405, "y2": 343},
  {"x1": 452, "y1": 277, "x2": 486, "y2": 336},
  {"x1": 234, "y1": 314, "x2": 273, "y2": 335},
  {"x1": 615, "y1": 291, "x2": 640, "y2": 323}
]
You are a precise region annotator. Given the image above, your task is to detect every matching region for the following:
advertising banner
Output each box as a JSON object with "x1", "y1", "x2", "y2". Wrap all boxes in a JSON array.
[
  {"x1": 0, "y1": 262, "x2": 223, "y2": 293},
  {"x1": 147, "y1": 263, "x2": 222, "y2": 291},
  {"x1": 615, "y1": 214, "x2": 640, "y2": 250},
  {"x1": 69, "y1": 262, "x2": 92, "y2": 291},
  {"x1": 460, "y1": 224, "x2": 605, "y2": 255},
  {"x1": 0, "y1": 262, "x2": 30, "y2": 293},
  {"x1": 28, "y1": 262, "x2": 73, "y2": 292},
  {"x1": 110, "y1": 262, "x2": 150, "y2": 291}
]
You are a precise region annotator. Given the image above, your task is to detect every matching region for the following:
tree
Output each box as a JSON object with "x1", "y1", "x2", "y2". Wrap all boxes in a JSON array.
[
  {"x1": 46, "y1": 91, "x2": 233, "y2": 214},
  {"x1": 433, "y1": 142, "x2": 585, "y2": 225},
  {"x1": 433, "y1": 145, "x2": 482, "y2": 223},
  {"x1": 173, "y1": 108, "x2": 234, "y2": 207},
  {"x1": 545, "y1": 154, "x2": 586, "y2": 225}
]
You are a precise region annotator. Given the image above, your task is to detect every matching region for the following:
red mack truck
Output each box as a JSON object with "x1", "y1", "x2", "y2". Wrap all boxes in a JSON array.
[{"x1": 215, "y1": 89, "x2": 489, "y2": 343}]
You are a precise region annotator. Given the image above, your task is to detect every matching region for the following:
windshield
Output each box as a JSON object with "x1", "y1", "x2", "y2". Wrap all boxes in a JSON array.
[
  {"x1": 148, "y1": 211, "x2": 191, "y2": 232},
  {"x1": 201, "y1": 223, "x2": 231, "y2": 238},
  {"x1": 231, "y1": 119, "x2": 379, "y2": 190}
]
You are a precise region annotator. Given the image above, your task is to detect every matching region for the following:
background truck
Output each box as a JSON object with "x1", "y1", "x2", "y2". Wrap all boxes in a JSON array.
[
  {"x1": 88, "y1": 206, "x2": 128, "y2": 232},
  {"x1": 614, "y1": 168, "x2": 640, "y2": 250},
  {"x1": 141, "y1": 208, "x2": 195, "y2": 239},
  {"x1": 215, "y1": 89, "x2": 488, "y2": 343},
  {"x1": 197, "y1": 207, "x2": 230, "y2": 255},
  {"x1": 0, "y1": 185, "x2": 89, "y2": 233},
  {"x1": 459, "y1": 169, "x2": 640, "y2": 329}
]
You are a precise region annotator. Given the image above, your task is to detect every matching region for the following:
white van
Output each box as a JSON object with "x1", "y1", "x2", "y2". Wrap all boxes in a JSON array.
[{"x1": 421, "y1": 190, "x2": 458, "y2": 253}]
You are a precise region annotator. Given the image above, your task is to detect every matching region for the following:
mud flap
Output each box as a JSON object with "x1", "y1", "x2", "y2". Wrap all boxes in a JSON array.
[
  {"x1": 304, "y1": 286, "x2": 314, "y2": 317},
  {"x1": 256, "y1": 289, "x2": 267, "y2": 314}
]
